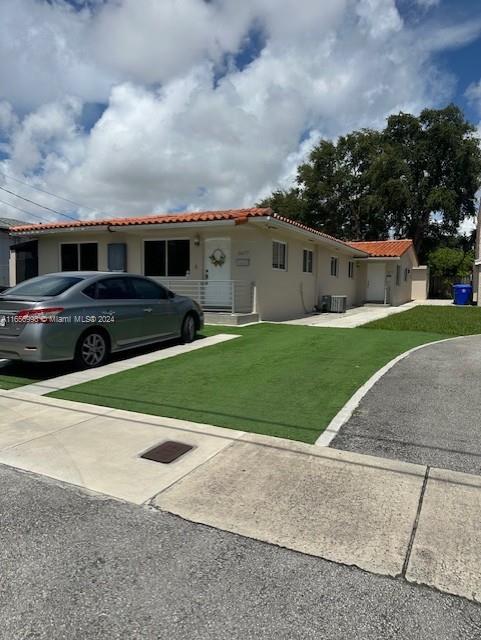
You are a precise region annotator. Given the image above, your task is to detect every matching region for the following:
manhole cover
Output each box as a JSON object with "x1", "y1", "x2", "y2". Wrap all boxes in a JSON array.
[{"x1": 141, "y1": 441, "x2": 194, "y2": 464}]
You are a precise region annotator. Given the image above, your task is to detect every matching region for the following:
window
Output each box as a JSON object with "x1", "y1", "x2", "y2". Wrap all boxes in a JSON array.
[
  {"x1": 83, "y1": 277, "x2": 132, "y2": 300},
  {"x1": 6, "y1": 275, "x2": 83, "y2": 297},
  {"x1": 404, "y1": 267, "x2": 409, "y2": 282},
  {"x1": 61, "y1": 243, "x2": 98, "y2": 271},
  {"x1": 396, "y1": 265, "x2": 401, "y2": 286},
  {"x1": 130, "y1": 277, "x2": 168, "y2": 300},
  {"x1": 108, "y1": 243, "x2": 127, "y2": 272},
  {"x1": 303, "y1": 249, "x2": 313, "y2": 273},
  {"x1": 272, "y1": 241, "x2": 287, "y2": 270},
  {"x1": 330, "y1": 256, "x2": 338, "y2": 277},
  {"x1": 144, "y1": 240, "x2": 190, "y2": 277},
  {"x1": 348, "y1": 261, "x2": 355, "y2": 279}
]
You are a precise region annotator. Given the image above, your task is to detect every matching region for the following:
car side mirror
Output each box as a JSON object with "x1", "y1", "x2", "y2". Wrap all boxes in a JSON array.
[{"x1": 167, "y1": 289, "x2": 175, "y2": 299}]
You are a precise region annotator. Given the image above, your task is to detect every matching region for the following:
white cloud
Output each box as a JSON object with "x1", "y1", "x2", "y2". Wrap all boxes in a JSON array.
[
  {"x1": 356, "y1": 0, "x2": 403, "y2": 40},
  {"x1": 466, "y1": 80, "x2": 481, "y2": 113},
  {"x1": 416, "y1": 0, "x2": 441, "y2": 7},
  {"x1": 0, "y1": 0, "x2": 116, "y2": 111},
  {"x1": 0, "y1": 0, "x2": 477, "y2": 220}
]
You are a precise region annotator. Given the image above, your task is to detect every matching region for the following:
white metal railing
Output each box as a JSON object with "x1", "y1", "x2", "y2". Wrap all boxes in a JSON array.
[{"x1": 156, "y1": 279, "x2": 255, "y2": 314}]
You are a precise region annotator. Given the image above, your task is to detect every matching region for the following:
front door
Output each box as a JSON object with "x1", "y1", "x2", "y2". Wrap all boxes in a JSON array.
[
  {"x1": 204, "y1": 238, "x2": 231, "y2": 309},
  {"x1": 366, "y1": 262, "x2": 386, "y2": 303}
]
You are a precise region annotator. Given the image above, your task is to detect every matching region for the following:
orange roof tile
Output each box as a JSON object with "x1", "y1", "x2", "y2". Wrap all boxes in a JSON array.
[
  {"x1": 347, "y1": 239, "x2": 413, "y2": 258},
  {"x1": 11, "y1": 208, "x2": 368, "y2": 254}
]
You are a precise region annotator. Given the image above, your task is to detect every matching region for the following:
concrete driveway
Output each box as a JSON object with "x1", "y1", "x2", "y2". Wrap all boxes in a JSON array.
[{"x1": 331, "y1": 335, "x2": 481, "y2": 475}]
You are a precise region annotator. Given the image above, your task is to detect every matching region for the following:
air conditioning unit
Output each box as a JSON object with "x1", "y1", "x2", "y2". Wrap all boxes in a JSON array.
[
  {"x1": 320, "y1": 295, "x2": 331, "y2": 312},
  {"x1": 330, "y1": 295, "x2": 347, "y2": 313}
]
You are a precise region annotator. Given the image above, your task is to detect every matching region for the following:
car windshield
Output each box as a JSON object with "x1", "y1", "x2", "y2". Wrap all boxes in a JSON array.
[{"x1": 2, "y1": 275, "x2": 84, "y2": 297}]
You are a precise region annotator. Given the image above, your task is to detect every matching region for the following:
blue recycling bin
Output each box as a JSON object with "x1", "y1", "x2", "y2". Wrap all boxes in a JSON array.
[{"x1": 453, "y1": 284, "x2": 472, "y2": 306}]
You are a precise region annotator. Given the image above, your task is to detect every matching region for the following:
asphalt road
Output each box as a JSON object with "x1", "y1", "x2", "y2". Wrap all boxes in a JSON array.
[
  {"x1": 1, "y1": 464, "x2": 481, "y2": 639},
  {"x1": 331, "y1": 335, "x2": 481, "y2": 475}
]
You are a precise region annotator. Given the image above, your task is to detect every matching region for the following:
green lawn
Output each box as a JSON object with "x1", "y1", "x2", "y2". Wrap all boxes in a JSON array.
[
  {"x1": 49, "y1": 324, "x2": 444, "y2": 444},
  {"x1": 362, "y1": 305, "x2": 481, "y2": 336}
]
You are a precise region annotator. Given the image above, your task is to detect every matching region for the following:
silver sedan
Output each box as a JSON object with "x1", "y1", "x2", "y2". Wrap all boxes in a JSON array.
[{"x1": 0, "y1": 272, "x2": 204, "y2": 368}]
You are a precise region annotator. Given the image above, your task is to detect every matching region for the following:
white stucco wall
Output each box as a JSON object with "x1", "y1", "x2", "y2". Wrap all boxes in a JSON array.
[
  {"x1": 385, "y1": 247, "x2": 418, "y2": 306},
  {"x1": 411, "y1": 265, "x2": 429, "y2": 300},
  {"x1": 27, "y1": 222, "x2": 366, "y2": 321}
]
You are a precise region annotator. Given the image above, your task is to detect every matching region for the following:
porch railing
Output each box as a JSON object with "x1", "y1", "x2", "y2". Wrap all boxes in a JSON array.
[{"x1": 157, "y1": 279, "x2": 255, "y2": 314}]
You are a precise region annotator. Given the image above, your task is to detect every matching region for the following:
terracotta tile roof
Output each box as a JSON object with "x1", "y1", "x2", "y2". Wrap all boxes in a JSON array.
[
  {"x1": 11, "y1": 208, "x2": 271, "y2": 233},
  {"x1": 347, "y1": 239, "x2": 413, "y2": 258},
  {"x1": 10, "y1": 207, "x2": 367, "y2": 254}
]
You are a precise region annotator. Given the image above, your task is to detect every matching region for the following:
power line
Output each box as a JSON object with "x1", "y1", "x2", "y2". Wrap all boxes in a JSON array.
[
  {"x1": 0, "y1": 197, "x2": 51, "y2": 223},
  {"x1": 0, "y1": 171, "x2": 95, "y2": 212},
  {"x1": 0, "y1": 185, "x2": 78, "y2": 221}
]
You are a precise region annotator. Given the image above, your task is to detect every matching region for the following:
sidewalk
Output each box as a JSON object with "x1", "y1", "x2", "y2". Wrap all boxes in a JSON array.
[
  {"x1": 284, "y1": 299, "x2": 451, "y2": 328},
  {"x1": 1, "y1": 388, "x2": 480, "y2": 603}
]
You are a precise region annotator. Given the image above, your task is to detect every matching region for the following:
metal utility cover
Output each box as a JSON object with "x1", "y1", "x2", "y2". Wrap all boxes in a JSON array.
[{"x1": 141, "y1": 441, "x2": 194, "y2": 464}]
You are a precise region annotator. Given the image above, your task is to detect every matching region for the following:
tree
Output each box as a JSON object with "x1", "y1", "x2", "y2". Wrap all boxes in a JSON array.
[
  {"x1": 427, "y1": 245, "x2": 474, "y2": 298},
  {"x1": 375, "y1": 105, "x2": 481, "y2": 257},
  {"x1": 259, "y1": 105, "x2": 481, "y2": 258},
  {"x1": 258, "y1": 188, "x2": 305, "y2": 219},
  {"x1": 428, "y1": 246, "x2": 474, "y2": 279},
  {"x1": 260, "y1": 130, "x2": 389, "y2": 239}
]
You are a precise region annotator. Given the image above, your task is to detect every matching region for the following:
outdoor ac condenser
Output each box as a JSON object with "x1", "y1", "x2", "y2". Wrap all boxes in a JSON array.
[
  {"x1": 320, "y1": 295, "x2": 332, "y2": 312},
  {"x1": 330, "y1": 295, "x2": 347, "y2": 313}
]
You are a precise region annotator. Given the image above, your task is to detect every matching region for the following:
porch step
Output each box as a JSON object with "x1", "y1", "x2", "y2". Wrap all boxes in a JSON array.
[{"x1": 204, "y1": 312, "x2": 259, "y2": 326}]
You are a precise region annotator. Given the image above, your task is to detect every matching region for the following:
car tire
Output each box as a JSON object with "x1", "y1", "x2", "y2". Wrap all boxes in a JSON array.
[
  {"x1": 181, "y1": 313, "x2": 197, "y2": 344},
  {"x1": 74, "y1": 329, "x2": 110, "y2": 369}
]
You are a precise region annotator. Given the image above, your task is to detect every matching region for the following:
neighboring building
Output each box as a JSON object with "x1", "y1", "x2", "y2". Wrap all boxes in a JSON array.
[
  {"x1": 0, "y1": 217, "x2": 24, "y2": 287},
  {"x1": 9, "y1": 208, "x2": 426, "y2": 322},
  {"x1": 474, "y1": 204, "x2": 481, "y2": 305},
  {"x1": 348, "y1": 240, "x2": 426, "y2": 306}
]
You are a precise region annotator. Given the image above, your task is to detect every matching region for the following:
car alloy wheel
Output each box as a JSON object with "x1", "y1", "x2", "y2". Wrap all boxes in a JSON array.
[{"x1": 80, "y1": 332, "x2": 107, "y2": 367}]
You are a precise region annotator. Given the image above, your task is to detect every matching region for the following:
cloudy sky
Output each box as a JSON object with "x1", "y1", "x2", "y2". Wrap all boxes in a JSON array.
[{"x1": 0, "y1": 0, "x2": 481, "y2": 224}]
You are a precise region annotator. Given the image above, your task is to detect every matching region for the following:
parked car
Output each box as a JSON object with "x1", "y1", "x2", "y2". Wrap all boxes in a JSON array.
[{"x1": 0, "y1": 272, "x2": 204, "y2": 368}]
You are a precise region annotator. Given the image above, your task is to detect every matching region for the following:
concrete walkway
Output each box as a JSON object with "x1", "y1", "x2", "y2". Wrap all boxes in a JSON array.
[
  {"x1": 1, "y1": 389, "x2": 481, "y2": 602},
  {"x1": 331, "y1": 334, "x2": 481, "y2": 475},
  {"x1": 17, "y1": 333, "x2": 240, "y2": 396},
  {"x1": 284, "y1": 299, "x2": 451, "y2": 328}
]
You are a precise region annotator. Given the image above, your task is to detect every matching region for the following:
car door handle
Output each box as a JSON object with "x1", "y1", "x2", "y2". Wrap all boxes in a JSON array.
[{"x1": 144, "y1": 308, "x2": 153, "y2": 313}]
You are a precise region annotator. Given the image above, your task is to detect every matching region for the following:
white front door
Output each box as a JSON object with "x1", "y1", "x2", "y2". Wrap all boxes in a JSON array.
[
  {"x1": 366, "y1": 262, "x2": 386, "y2": 302},
  {"x1": 204, "y1": 238, "x2": 231, "y2": 308}
]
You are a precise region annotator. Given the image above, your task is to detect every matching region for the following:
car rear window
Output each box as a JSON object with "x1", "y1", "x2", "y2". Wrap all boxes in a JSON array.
[{"x1": 3, "y1": 276, "x2": 83, "y2": 297}]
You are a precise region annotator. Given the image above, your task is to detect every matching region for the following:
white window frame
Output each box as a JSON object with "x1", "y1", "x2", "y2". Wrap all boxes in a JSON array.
[
  {"x1": 302, "y1": 248, "x2": 313, "y2": 274},
  {"x1": 330, "y1": 256, "x2": 339, "y2": 277},
  {"x1": 348, "y1": 261, "x2": 355, "y2": 279},
  {"x1": 143, "y1": 237, "x2": 191, "y2": 278},
  {"x1": 272, "y1": 240, "x2": 287, "y2": 271},
  {"x1": 59, "y1": 241, "x2": 99, "y2": 272}
]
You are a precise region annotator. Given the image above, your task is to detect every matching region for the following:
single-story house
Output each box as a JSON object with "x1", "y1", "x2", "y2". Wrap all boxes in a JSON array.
[{"x1": 9, "y1": 208, "x2": 427, "y2": 323}]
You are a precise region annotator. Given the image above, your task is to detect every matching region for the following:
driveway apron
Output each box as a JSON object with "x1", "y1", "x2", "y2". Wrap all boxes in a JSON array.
[{"x1": 331, "y1": 335, "x2": 481, "y2": 475}]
